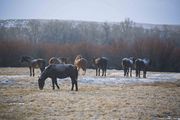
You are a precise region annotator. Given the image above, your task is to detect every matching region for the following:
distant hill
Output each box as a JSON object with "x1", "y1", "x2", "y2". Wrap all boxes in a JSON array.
[
  {"x1": 1, "y1": 19, "x2": 180, "y2": 30},
  {"x1": 0, "y1": 19, "x2": 180, "y2": 45}
]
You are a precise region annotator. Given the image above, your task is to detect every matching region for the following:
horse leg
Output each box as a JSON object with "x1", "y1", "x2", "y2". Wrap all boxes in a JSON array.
[
  {"x1": 54, "y1": 78, "x2": 60, "y2": 89},
  {"x1": 75, "y1": 80, "x2": 78, "y2": 91},
  {"x1": 71, "y1": 79, "x2": 78, "y2": 91},
  {"x1": 104, "y1": 68, "x2": 106, "y2": 76},
  {"x1": 96, "y1": 68, "x2": 97, "y2": 76},
  {"x1": 136, "y1": 68, "x2": 138, "y2": 77},
  {"x1": 138, "y1": 69, "x2": 140, "y2": 78},
  {"x1": 82, "y1": 67, "x2": 86, "y2": 75},
  {"x1": 52, "y1": 78, "x2": 55, "y2": 90},
  {"x1": 102, "y1": 68, "x2": 104, "y2": 76},
  {"x1": 98, "y1": 68, "x2": 100, "y2": 76},
  {"x1": 32, "y1": 68, "x2": 35, "y2": 76},
  {"x1": 71, "y1": 80, "x2": 74, "y2": 91},
  {"x1": 143, "y1": 69, "x2": 147, "y2": 78},
  {"x1": 124, "y1": 68, "x2": 126, "y2": 77},
  {"x1": 29, "y1": 67, "x2": 32, "y2": 76},
  {"x1": 130, "y1": 68, "x2": 132, "y2": 77},
  {"x1": 84, "y1": 67, "x2": 86, "y2": 75},
  {"x1": 127, "y1": 68, "x2": 129, "y2": 77}
]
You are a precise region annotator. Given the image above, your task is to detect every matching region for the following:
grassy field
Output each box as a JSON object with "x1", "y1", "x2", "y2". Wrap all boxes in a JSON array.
[{"x1": 0, "y1": 67, "x2": 180, "y2": 120}]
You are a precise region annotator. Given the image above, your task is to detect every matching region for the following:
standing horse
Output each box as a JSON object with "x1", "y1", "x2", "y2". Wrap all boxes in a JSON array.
[
  {"x1": 38, "y1": 64, "x2": 78, "y2": 91},
  {"x1": 92, "y1": 57, "x2": 108, "y2": 76},
  {"x1": 74, "y1": 55, "x2": 87, "y2": 75},
  {"x1": 135, "y1": 58, "x2": 150, "y2": 78},
  {"x1": 121, "y1": 57, "x2": 135, "y2": 77},
  {"x1": 20, "y1": 56, "x2": 46, "y2": 76},
  {"x1": 49, "y1": 57, "x2": 68, "y2": 65},
  {"x1": 58, "y1": 57, "x2": 68, "y2": 64}
]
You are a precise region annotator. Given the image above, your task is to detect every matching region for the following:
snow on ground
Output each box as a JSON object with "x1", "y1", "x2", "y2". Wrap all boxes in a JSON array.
[
  {"x1": 78, "y1": 70, "x2": 180, "y2": 85},
  {"x1": 0, "y1": 69, "x2": 179, "y2": 86},
  {"x1": 0, "y1": 75, "x2": 28, "y2": 85}
]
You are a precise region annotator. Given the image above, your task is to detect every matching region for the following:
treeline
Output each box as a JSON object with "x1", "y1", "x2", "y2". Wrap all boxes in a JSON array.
[
  {"x1": 0, "y1": 38, "x2": 180, "y2": 72},
  {"x1": 0, "y1": 19, "x2": 180, "y2": 72},
  {"x1": 1, "y1": 19, "x2": 180, "y2": 45}
]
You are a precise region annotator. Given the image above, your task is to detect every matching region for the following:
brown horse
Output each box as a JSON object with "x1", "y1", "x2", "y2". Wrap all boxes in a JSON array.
[
  {"x1": 49, "y1": 57, "x2": 68, "y2": 65},
  {"x1": 121, "y1": 57, "x2": 135, "y2": 77},
  {"x1": 92, "y1": 57, "x2": 108, "y2": 76},
  {"x1": 135, "y1": 58, "x2": 150, "y2": 78},
  {"x1": 74, "y1": 55, "x2": 87, "y2": 75},
  {"x1": 38, "y1": 64, "x2": 78, "y2": 91},
  {"x1": 20, "y1": 56, "x2": 46, "y2": 76}
]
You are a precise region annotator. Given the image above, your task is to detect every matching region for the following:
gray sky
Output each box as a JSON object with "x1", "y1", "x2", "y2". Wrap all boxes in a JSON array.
[{"x1": 0, "y1": 0, "x2": 180, "y2": 24}]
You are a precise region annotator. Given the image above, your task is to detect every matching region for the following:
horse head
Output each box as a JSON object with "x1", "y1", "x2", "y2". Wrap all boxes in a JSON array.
[
  {"x1": 143, "y1": 58, "x2": 151, "y2": 66},
  {"x1": 129, "y1": 57, "x2": 136, "y2": 64},
  {"x1": 20, "y1": 56, "x2": 32, "y2": 63},
  {"x1": 38, "y1": 77, "x2": 45, "y2": 90}
]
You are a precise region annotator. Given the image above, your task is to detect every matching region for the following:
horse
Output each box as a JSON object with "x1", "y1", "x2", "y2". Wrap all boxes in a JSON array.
[
  {"x1": 121, "y1": 57, "x2": 135, "y2": 77},
  {"x1": 48, "y1": 57, "x2": 68, "y2": 65},
  {"x1": 38, "y1": 64, "x2": 78, "y2": 91},
  {"x1": 20, "y1": 56, "x2": 46, "y2": 76},
  {"x1": 135, "y1": 58, "x2": 150, "y2": 78},
  {"x1": 92, "y1": 57, "x2": 108, "y2": 76},
  {"x1": 74, "y1": 55, "x2": 87, "y2": 75},
  {"x1": 58, "y1": 57, "x2": 68, "y2": 64}
]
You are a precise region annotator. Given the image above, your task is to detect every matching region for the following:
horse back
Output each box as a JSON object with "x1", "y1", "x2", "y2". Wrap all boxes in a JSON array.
[
  {"x1": 50, "y1": 64, "x2": 78, "y2": 79},
  {"x1": 122, "y1": 58, "x2": 133, "y2": 68},
  {"x1": 31, "y1": 59, "x2": 46, "y2": 68}
]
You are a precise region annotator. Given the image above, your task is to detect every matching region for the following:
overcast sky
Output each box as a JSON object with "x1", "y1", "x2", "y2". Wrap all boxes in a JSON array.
[{"x1": 0, "y1": 0, "x2": 180, "y2": 24}]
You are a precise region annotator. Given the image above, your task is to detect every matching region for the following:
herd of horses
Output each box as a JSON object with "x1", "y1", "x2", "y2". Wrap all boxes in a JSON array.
[{"x1": 20, "y1": 55, "x2": 150, "y2": 91}]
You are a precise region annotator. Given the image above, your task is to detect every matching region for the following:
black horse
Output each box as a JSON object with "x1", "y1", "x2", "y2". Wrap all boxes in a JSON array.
[
  {"x1": 121, "y1": 57, "x2": 135, "y2": 77},
  {"x1": 92, "y1": 57, "x2": 108, "y2": 76},
  {"x1": 135, "y1": 58, "x2": 150, "y2": 78},
  {"x1": 38, "y1": 64, "x2": 78, "y2": 91},
  {"x1": 20, "y1": 56, "x2": 46, "y2": 76}
]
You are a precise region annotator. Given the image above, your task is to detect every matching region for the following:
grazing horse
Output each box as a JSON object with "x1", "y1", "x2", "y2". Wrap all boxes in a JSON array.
[
  {"x1": 92, "y1": 57, "x2": 108, "y2": 76},
  {"x1": 135, "y1": 58, "x2": 150, "y2": 78},
  {"x1": 49, "y1": 57, "x2": 68, "y2": 65},
  {"x1": 121, "y1": 57, "x2": 135, "y2": 77},
  {"x1": 20, "y1": 56, "x2": 46, "y2": 76},
  {"x1": 38, "y1": 64, "x2": 78, "y2": 91},
  {"x1": 74, "y1": 55, "x2": 87, "y2": 75}
]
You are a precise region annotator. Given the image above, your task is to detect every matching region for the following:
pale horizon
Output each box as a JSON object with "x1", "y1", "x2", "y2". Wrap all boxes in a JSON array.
[{"x1": 0, "y1": 0, "x2": 180, "y2": 25}]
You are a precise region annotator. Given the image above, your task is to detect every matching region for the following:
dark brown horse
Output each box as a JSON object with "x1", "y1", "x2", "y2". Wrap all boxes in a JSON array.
[
  {"x1": 58, "y1": 57, "x2": 68, "y2": 64},
  {"x1": 135, "y1": 58, "x2": 150, "y2": 78},
  {"x1": 74, "y1": 55, "x2": 87, "y2": 75},
  {"x1": 38, "y1": 64, "x2": 78, "y2": 91},
  {"x1": 48, "y1": 57, "x2": 68, "y2": 65},
  {"x1": 20, "y1": 56, "x2": 46, "y2": 76},
  {"x1": 92, "y1": 57, "x2": 108, "y2": 76},
  {"x1": 121, "y1": 57, "x2": 135, "y2": 77}
]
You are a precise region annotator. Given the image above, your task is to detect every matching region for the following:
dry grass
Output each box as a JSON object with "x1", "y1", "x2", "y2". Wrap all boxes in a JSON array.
[{"x1": 0, "y1": 68, "x2": 180, "y2": 120}]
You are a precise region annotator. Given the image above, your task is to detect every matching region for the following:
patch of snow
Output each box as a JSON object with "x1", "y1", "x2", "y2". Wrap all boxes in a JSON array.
[
  {"x1": 77, "y1": 72, "x2": 180, "y2": 85},
  {"x1": 0, "y1": 71, "x2": 179, "y2": 85},
  {"x1": 0, "y1": 77, "x2": 15, "y2": 85},
  {"x1": 0, "y1": 75, "x2": 28, "y2": 85}
]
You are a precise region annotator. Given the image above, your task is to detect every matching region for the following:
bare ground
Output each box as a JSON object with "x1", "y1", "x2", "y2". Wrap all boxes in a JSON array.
[{"x1": 0, "y1": 67, "x2": 180, "y2": 120}]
